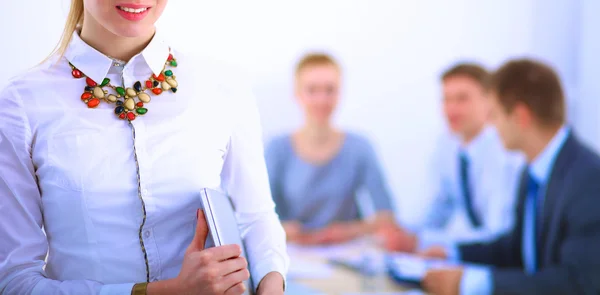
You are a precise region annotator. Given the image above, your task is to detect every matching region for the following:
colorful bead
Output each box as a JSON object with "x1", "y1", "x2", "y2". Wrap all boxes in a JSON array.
[
  {"x1": 136, "y1": 108, "x2": 148, "y2": 115},
  {"x1": 116, "y1": 87, "x2": 126, "y2": 96},
  {"x1": 81, "y1": 92, "x2": 92, "y2": 100},
  {"x1": 165, "y1": 70, "x2": 173, "y2": 77},
  {"x1": 161, "y1": 81, "x2": 172, "y2": 91},
  {"x1": 171, "y1": 87, "x2": 177, "y2": 93},
  {"x1": 106, "y1": 94, "x2": 118, "y2": 102},
  {"x1": 153, "y1": 73, "x2": 165, "y2": 82},
  {"x1": 153, "y1": 81, "x2": 159, "y2": 87},
  {"x1": 166, "y1": 78, "x2": 178, "y2": 88},
  {"x1": 85, "y1": 86, "x2": 93, "y2": 91},
  {"x1": 100, "y1": 78, "x2": 110, "y2": 87},
  {"x1": 115, "y1": 106, "x2": 125, "y2": 115},
  {"x1": 167, "y1": 54, "x2": 174, "y2": 61},
  {"x1": 170, "y1": 60, "x2": 178, "y2": 67},
  {"x1": 138, "y1": 93, "x2": 151, "y2": 103},
  {"x1": 126, "y1": 88, "x2": 137, "y2": 97},
  {"x1": 145, "y1": 80, "x2": 153, "y2": 89},
  {"x1": 72, "y1": 69, "x2": 83, "y2": 78},
  {"x1": 136, "y1": 102, "x2": 144, "y2": 108},
  {"x1": 119, "y1": 113, "x2": 126, "y2": 119},
  {"x1": 152, "y1": 88, "x2": 163, "y2": 95},
  {"x1": 127, "y1": 112, "x2": 136, "y2": 121},
  {"x1": 87, "y1": 98, "x2": 100, "y2": 108},
  {"x1": 116, "y1": 100, "x2": 124, "y2": 106},
  {"x1": 93, "y1": 87, "x2": 105, "y2": 99},
  {"x1": 86, "y1": 77, "x2": 97, "y2": 87},
  {"x1": 124, "y1": 98, "x2": 135, "y2": 110},
  {"x1": 134, "y1": 81, "x2": 142, "y2": 92}
]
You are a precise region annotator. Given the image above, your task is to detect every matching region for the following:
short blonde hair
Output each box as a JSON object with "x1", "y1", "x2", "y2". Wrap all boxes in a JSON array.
[{"x1": 295, "y1": 53, "x2": 340, "y2": 77}]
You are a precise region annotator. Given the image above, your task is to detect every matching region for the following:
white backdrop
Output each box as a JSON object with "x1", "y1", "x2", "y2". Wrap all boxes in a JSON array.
[{"x1": 0, "y1": 0, "x2": 588, "y2": 225}]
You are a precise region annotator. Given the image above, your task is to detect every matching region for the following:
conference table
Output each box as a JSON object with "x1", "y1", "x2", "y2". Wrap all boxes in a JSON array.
[{"x1": 285, "y1": 239, "x2": 428, "y2": 295}]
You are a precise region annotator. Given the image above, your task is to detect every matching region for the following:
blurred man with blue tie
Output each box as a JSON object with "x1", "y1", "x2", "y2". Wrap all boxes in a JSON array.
[
  {"x1": 421, "y1": 59, "x2": 600, "y2": 295},
  {"x1": 381, "y1": 63, "x2": 523, "y2": 252}
]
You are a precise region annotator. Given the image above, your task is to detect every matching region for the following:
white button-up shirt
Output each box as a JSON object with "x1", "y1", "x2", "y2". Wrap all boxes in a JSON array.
[
  {"x1": 0, "y1": 31, "x2": 288, "y2": 294},
  {"x1": 418, "y1": 126, "x2": 525, "y2": 247}
]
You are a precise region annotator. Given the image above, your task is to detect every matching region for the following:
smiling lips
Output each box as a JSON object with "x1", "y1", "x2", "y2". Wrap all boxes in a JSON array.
[{"x1": 116, "y1": 4, "x2": 151, "y2": 21}]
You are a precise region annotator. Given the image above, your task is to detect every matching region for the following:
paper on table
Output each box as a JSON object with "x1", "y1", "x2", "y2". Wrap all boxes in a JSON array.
[
  {"x1": 342, "y1": 292, "x2": 423, "y2": 295},
  {"x1": 387, "y1": 253, "x2": 455, "y2": 281},
  {"x1": 287, "y1": 238, "x2": 370, "y2": 260},
  {"x1": 285, "y1": 281, "x2": 327, "y2": 295},
  {"x1": 287, "y1": 257, "x2": 334, "y2": 279}
]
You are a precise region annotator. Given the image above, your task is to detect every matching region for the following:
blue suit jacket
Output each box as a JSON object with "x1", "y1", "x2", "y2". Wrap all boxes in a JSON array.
[{"x1": 459, "y1": 133, "x2": 600, "y2": 294}]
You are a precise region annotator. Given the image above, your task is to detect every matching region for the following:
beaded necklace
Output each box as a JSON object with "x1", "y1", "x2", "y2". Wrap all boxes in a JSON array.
[{"x1": 70, "y1": 53, "x2": 179, "y2": 121}]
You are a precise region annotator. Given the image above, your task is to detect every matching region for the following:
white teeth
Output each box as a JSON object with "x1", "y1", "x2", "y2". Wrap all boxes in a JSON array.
[{"x1": 119, "y1": 6, "x2": 148, "y2": 13}]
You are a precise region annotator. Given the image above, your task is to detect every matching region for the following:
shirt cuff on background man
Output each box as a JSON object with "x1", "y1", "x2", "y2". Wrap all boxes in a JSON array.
[
  {"x1": 460, "y1": 266, "x2": 492, "y2": 295},
  {"x1": 444, "y1": 244, "x2": 461, "y2": 262}
]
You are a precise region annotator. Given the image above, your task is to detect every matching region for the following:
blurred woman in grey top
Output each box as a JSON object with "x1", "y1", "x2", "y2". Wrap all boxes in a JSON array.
[{"x1": 265, "y1": 53, "x2": 395, "y2": 245}]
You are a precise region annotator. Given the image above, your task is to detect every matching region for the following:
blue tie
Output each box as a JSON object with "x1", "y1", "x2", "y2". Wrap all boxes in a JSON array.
[
  {"x1": 522, "y1": 170, "x2": 540, "y2": 274},
  {"x1": 459, "y1": 152, "x2": 481, "y2": 228}
]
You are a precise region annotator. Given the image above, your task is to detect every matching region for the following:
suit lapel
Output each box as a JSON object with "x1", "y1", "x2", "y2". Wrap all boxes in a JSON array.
[{"x1": 538, "y1": 133, "x2": 578, "y2": 265}]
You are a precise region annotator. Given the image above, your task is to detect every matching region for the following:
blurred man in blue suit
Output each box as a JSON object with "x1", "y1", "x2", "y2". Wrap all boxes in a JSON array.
[
  {"x1": 380, "y1": 63, "x2": 523, "y2": 251},
  {"x1": 422, "y1": 59, "x2": 600, "y2": 295}
]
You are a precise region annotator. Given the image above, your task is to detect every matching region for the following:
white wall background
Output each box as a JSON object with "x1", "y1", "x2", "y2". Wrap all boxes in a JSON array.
[{"x1": 0, "y1": 0, "x2": 594, "y2": 225}]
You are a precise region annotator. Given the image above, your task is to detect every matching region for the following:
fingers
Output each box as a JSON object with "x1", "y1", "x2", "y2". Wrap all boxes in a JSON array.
[
  {"x1": 422, "y1": 270, "x2": 437, "y2": 292},
  {"x1": 222, "y1": 269, "x2": 251, "y2": 294},
  {"x1": 187, "y1": 209, "x2": 209, "y2": 253},
  {"x1": 218, "y1": 257, "x2": 248, "y2": 276},
  {"x1": 202, "y1": 244, "x2": 242, "y2": 262},
  {"x1": 224, "y1": 282, "x2": 247, "y2": 295}
]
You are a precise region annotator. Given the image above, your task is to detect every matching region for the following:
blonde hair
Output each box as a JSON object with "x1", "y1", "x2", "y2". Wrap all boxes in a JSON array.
[
  {"x1": 48, "y1": 0, "x2": 84, "y2": 61},
  {"x1": 295, "y1": 53, "x2": 340, "y2": 77}
]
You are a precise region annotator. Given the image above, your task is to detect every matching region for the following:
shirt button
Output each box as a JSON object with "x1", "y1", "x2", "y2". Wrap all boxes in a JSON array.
[{"x1": 144, "y1": 231, "x2": 151, "y2": 238}]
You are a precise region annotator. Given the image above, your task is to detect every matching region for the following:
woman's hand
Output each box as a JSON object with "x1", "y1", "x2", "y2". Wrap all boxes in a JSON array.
[
  {"x1": 256, "y1": 272, "x2": 285, "y2": 295},
  {"x1": 376, "y1": 224, "x2": 418, "y2": 253},
  {"x1": 297, "y1": 222, "x2": 363, "y2": 245},
  {"x1": 149, "y1": 210, "x2": 250, "y2": 295}
]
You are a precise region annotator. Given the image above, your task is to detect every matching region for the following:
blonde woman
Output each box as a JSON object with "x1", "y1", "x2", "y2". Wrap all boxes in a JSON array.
[
  {"x1": 0, "y1": 1, "x2": 287, "y2": 294},
  {"x1": 265, "y1": 53, "x2": 395, "y2": 245}
]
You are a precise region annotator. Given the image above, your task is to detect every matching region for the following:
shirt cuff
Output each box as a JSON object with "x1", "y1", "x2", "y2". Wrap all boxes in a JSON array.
[
  {"x1": 460, "y1": 266, "x2": 493, "y2": 295},
  {"x1": 251, "y1": 258, "x2": 288, "y2": 292},
  {"x1": 99, "y1": 283, "x2": 136, "y2": 295},
  {"x1": 445, "y1": 243, "x2": 461, "y2": 262}
]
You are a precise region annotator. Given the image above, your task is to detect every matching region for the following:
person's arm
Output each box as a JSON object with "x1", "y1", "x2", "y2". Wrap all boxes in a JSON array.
[
  {"x1": 0, "y1": 85, "x2": 136, "y2": 294},
  {"x1": 359, "y1": 138, "x2": 394, "y2": 219},
  {"x1": 456, "y1": 168, "x2": 526, "y2": 268},
  {"x1": 415, "y1": 137, "x2": 456, "y2": 249},
  {"x1": 264, "y1": 138, "x2": 289, "y2": 221},
  {"x1": 220, "y1": 75, "x2": 289, "y2": 292}
]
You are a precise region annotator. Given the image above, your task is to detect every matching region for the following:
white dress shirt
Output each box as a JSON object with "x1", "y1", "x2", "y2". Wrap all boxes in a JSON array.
[
  {"x1": 418, "y1": 126, "x2": 525, "y2": 248},
  {"x1": 0, "y1": 30, "x2": 289, "y2": 295}
]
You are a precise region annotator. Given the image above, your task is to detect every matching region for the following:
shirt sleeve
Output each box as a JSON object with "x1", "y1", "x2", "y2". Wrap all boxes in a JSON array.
[
  {"x1": 460, "y1": 266, "x2": 493, "y2": 295},
  {"x1": 219, "y1": 74, "x2": 290, "y2": 291},
  {"x1": 360, "y1": 138, "x2": 394, "y2": 213},
  {"x1": 0, "y1": 84, "x2": 135, "y2": 295},
  {"x1": 420, "y1": 135, "x2": 455, "y2": 230}
]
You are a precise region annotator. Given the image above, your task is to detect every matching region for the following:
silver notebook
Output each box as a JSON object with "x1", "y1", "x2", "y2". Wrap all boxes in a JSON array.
[{"x1": 200, "y1": 188, "x2": 253, "y2": 295}]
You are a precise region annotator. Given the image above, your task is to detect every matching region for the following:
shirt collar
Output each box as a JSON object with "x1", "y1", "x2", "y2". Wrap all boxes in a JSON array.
[
  {"x1": 64, "y1": 28, "x2": 170, "y2": 84},
  {"x1": 460, "y1": 125, "x2": 495, "y2": 160},
  {"x1": 529, "y1": 125, "x2": 570, "y2": 184}
]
